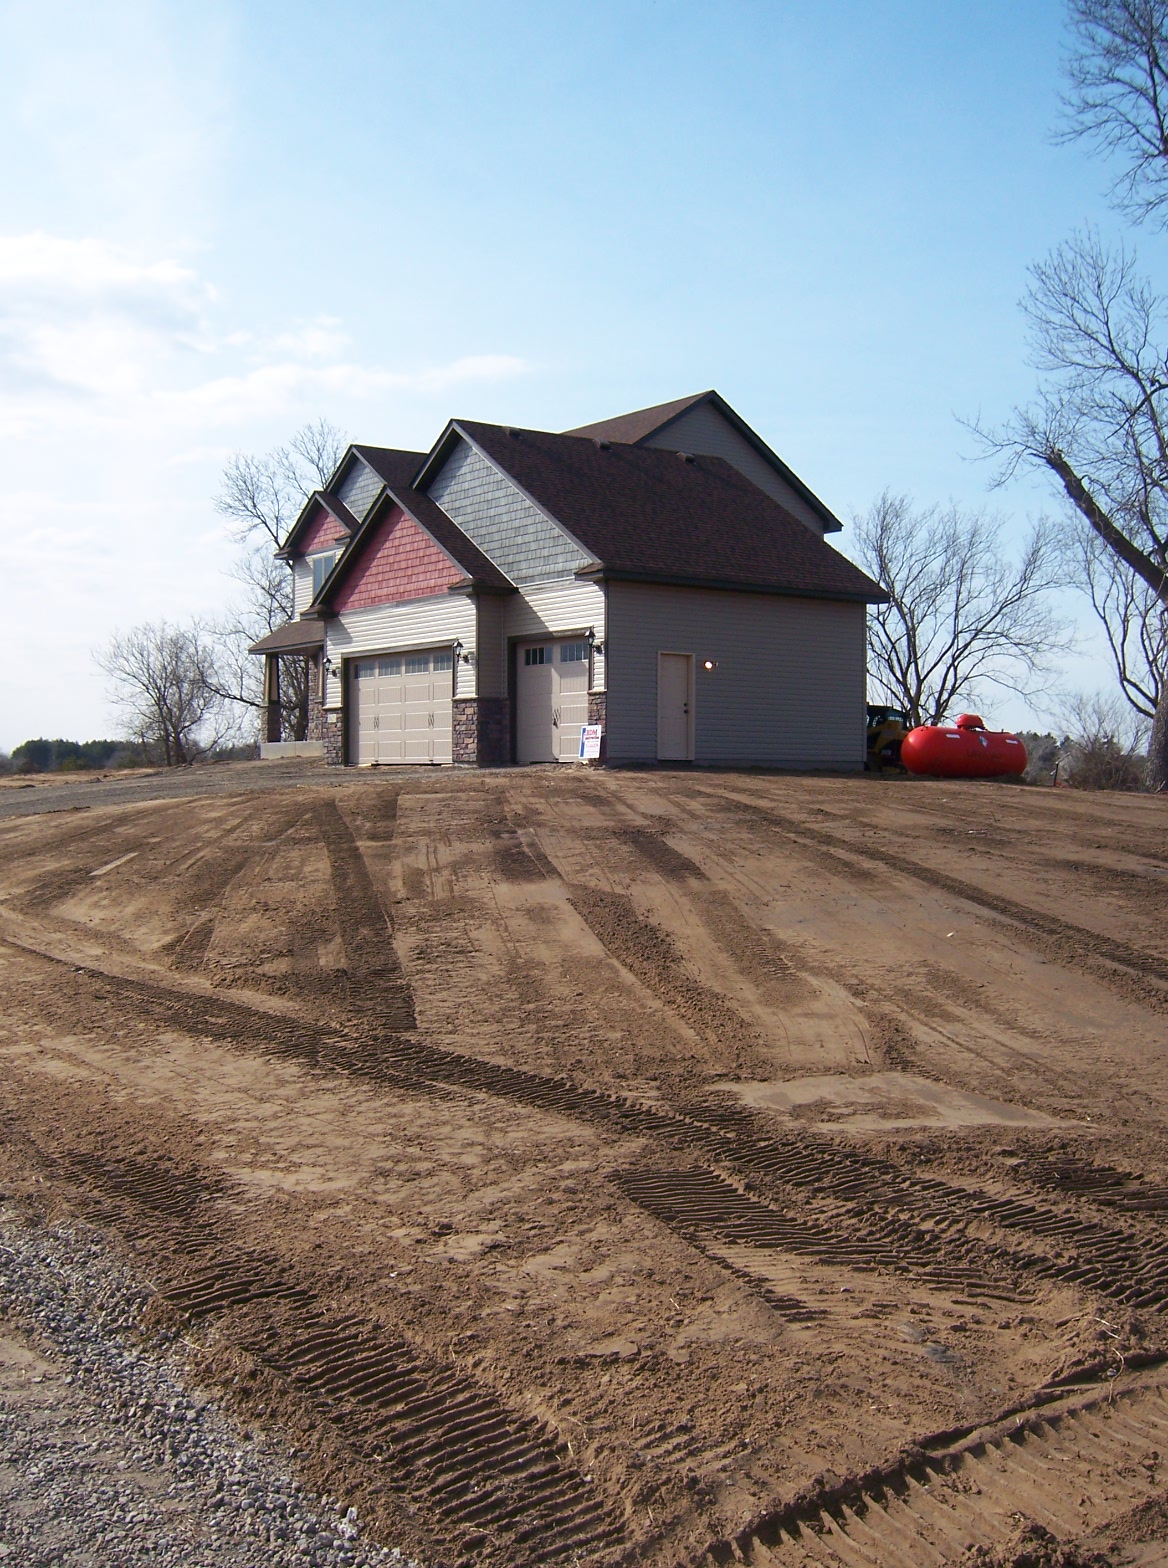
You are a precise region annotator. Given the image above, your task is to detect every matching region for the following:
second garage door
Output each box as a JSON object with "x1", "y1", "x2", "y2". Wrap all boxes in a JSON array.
[
  {"x1": 351, "y1": 649, "x2": 453, "y2": 764},
  {"x1": 516, "y1": 638, "x2": 590, "y2": 763}
]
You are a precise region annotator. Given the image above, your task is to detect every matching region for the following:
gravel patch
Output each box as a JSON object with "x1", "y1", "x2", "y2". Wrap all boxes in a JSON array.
[{"x1": 0, "y1": 1205, "x2": 421, "y2": 1568}]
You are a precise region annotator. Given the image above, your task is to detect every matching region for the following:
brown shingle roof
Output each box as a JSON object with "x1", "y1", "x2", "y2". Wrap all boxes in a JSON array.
[
  {"x1": 456, "y1": 422, "x2": 884, "y2": 602},
  {"x1": 248, "y1": 619, "x2": 325, "y2": 655},
  {"x1": 276, "y1": 492, "x2": 362, "y2": 560},
  {"x1": 564, "y1": 391, "x2": 710, "y2": 445},
  {"x1": 350, "y1": 445, "x2": 426, "y2": 490},
  {"x1": 315, "y1": 483, "x2": 514, "y2": 610},
  {"x1": 563, "y1": 389, "x2": 842, "y2": 534}
]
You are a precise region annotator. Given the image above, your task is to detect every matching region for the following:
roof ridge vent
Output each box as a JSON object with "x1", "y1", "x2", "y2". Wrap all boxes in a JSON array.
[
  {"x1": 677, "y1": 451, "x2": 696, "y2": 463},
  {"x1": 506, "y1": 426, "x2": 521, "y2": 439},
  {"x1": 593, "y1": 438, "x2": 611, "y2": 450}
]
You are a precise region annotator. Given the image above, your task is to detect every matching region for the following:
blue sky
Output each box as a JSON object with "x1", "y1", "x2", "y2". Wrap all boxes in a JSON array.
[{"x1": 0, "y1": 0, "x2": 1137, "y2": 748}]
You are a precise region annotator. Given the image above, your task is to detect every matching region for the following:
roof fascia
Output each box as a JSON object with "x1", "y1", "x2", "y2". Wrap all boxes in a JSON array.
[
  {"x1": 310, "y1": 482, "x2": 513, "y2": 613},
  {"x1": 308, "y1": 488, "x2": 395, "y2": 611},
  {"x1": 428, "y1": 422, "x2": 601, "y2": 568},
  {"x1": 578, "y1": 566, "x2": 886, "y2": 604},
  {"x1": 276, "y1": 476, "x2": 363, "y2": 560},
  {"x1": 641, "y1": 392, "x2": 844, "y2": 535}
]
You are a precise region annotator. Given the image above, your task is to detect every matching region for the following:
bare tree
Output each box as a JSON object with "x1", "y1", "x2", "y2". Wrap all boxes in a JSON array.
[
  {"x1": 211, "y1": 419, "x2": 345, "y2": 738},
  {"x1": 854, "y1": 493, "x2": 1068, "y2": 728},
  {"x1": 975, "y1": 4, "x2": 1168, "y2": 788},
  {"x1": 1059, "y1": 1, "x2": 1168, "y2": 224},
  {"x1": 97, "y1": 622, "x2": 229, "y2": 765},
  {"x1": 983, "y1": 234, "x2": 1168, "y2": 786},
  {"x1": 1060, "y1": 689, "x2": 1149, "y2": 787},
  {"x1": 1072, "y1": 521, "x2": 1167, "y2": 716},
  {"x1": 216, "y1": 418, "x2": 346, "y2": 550}
]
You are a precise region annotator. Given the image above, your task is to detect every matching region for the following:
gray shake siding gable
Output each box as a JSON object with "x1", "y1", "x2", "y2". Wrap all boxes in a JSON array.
[
  {"x1": 336, "y1": 461, "x2": 383, "y2": 522},
  {"x1": 426, "y1": 439, "x2": 590, "y2": 585}
]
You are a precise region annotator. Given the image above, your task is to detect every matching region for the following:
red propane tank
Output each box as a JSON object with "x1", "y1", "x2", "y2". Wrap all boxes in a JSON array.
[{"x1": 900, "y1": 713, "x2": 1028, "y2": 779}]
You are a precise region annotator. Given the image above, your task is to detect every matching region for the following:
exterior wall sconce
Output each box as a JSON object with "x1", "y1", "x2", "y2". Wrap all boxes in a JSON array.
[
  {"x1": 702, "y1": 659, "x2": 718, "y2": 671},
  {"x1": 586, "y1": 627, "x2": 604, "y2": 656}
]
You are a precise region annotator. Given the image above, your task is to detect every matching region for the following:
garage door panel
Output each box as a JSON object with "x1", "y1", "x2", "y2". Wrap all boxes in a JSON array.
[
  {"x1": 351, "y1": 650, "x2": 452, "y2": 765},
  {"x1": 518, "y1": 640, "x2": 593, "y2": 764}
]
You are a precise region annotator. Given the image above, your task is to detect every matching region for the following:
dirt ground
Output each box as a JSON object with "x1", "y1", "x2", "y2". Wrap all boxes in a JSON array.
[{"x1": 1, "y1": 763, "x2": 1168, "y2": 1567}]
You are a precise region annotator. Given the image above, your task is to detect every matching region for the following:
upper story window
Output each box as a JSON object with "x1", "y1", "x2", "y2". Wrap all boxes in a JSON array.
[{"x1": 311, "y1": 550, "x2": 340, "y2": 597}]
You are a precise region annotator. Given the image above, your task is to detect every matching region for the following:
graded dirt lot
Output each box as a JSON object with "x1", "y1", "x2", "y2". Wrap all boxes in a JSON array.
[{"x1": 2, "y1": 763, "x2": 1168, "y2": 1567}]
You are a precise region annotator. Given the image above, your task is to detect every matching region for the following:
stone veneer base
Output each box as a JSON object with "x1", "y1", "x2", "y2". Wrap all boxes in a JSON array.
[{"x1": 453, "y1": 697, "x2": 510, "y2": 766}]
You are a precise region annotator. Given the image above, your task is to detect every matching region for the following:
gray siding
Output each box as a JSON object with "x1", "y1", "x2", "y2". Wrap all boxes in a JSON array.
[
  {"x1": 427, "y1": 439, "x2": 590, "y2": 585},
  {"x1": 475, "y1": 594, "x2": 506, "y2": 699},
  {"x1": 336, "y1": 460, "x2": 383, "y2": 522},
  {"x1": 643, "y1": 403, "x2": 827, "y2": 537},
  {"x1": 605, "y1": 583, "x2": 865, "y2": 767}
]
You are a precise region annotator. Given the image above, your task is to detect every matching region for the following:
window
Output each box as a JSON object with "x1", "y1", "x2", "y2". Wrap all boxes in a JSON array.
[
  {"x1": 432, "y1": 650, "x2": 453, "y2": 672},
  {"x1": 560, "y1": 641, "x2": 588, "y2": 663},
  {"x1": 524, "y1": 646, "x2": 547, "y2": 666},
  {"x1": 405, "y1": 653, "x2": 430, "y2": 674},
  {"x1": 311, "y1": 550, "x2": 339, "y2": 597},
  {"x1": 357, "y1": 660, "x2": 376, "y2": 678},
  {"x1": 378, "y1": 656, "x2": 402, "y2": 677}
]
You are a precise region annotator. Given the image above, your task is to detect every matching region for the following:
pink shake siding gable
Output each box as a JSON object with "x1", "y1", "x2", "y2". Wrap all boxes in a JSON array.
[
  {"x1": 299, "y1": 504, "x2": 350, "y2": 555},
  {"x1": 331, "y1": 506, "x2": 463, "y2": 612}
]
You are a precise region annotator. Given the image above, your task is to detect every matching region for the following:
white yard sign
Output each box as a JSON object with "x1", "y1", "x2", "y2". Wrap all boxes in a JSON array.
[{"x1": 578, "y1": 725, "x2": 603, "y2": 760}]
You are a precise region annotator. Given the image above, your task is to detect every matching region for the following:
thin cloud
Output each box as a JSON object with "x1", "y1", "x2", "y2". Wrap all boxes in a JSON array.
[{"x1": 0, "y1": 232, "x2": 531, "y2": 435}]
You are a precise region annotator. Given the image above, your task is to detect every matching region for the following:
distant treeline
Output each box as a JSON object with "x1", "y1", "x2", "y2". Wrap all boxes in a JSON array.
[{"x1": 2, "y1": 738, "x2": 150, "y2": 774}]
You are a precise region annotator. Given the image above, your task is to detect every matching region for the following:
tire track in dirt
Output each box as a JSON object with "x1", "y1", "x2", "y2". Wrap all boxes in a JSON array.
[
  {"x1": 612, "y1": 1167, "x2": 1030, "y2": 1309},
  {"x1": 706, "y1": 790, "x2": 1168, "y2": 1007},
  {"x1": 29, "y1": 1144, "x2": 626, "y2": 1568},
  {"x1": 567, "y1": 886, "x2": 768, "y2": 1068},
  {"x1": 7, "y1": 934, "x2": 1168, "y2": 1318},
  {"x1": 695, "y1": 1374, "x2": 1168, "y2": 1566},
  {"x1": 314, "y1": 800, "x2": 415, "y2": 1029}
]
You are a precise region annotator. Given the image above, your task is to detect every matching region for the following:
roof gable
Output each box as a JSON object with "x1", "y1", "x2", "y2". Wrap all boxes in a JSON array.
[
  {"x1": 331, "y1": 506, "x2": 465, "y2": 613},
  {"x1": 299, "y1": 501, "x2": 350, "y2": 555},
  {"x1": 459, "y1": 422, "x2": 884, "y2": 603},
  {"x1": 564, "y1": 390, "x2": 842, "y2": 534},
  {"x1": 420, "y1": 429, "x2": 592, "y2": 586},
  {"x1": 277, "y1": 491, "x2": 361, "y2": 560}
]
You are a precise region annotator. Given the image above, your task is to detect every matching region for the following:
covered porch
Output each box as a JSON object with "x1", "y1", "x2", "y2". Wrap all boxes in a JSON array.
[{"x1": 248, "y1": 620, "x2": 326, "y2": 759}]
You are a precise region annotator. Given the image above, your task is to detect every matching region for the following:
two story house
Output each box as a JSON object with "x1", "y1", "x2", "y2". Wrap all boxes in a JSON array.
[{"x1": 250, "y1": 390, "x2": 884, "y2": 768}]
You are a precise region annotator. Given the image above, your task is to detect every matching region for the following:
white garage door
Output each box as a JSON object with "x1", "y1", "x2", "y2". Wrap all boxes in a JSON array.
[
  {"x1": 351, "y1": 649, "x2": 453, "y2": 765},
  {"x1": 516, "y1": 639, "x2": 590, "y2": 763}
]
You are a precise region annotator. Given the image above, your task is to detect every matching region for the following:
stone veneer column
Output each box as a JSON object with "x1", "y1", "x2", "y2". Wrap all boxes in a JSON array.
[
  {"x1": 452, "y1": 698, "x2": 510, "y2": 766},
  {"x1": 306, "y1": 655, "x2": 324, "y2": 741},
  {"x1": 323, "y1": 711, "x2": 345, "y2": 765},
  {"x1": 587, "y1": 691, "x2": 607, "y2": 764}
]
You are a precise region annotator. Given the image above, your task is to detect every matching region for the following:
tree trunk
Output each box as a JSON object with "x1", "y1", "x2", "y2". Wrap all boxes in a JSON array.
[{"x1": 1149, "y1": 682, "x2": 1168, "y2": 792}]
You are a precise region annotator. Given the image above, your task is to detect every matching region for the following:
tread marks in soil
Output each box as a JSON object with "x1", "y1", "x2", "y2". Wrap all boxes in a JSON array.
[
  {"x1": 37, "y1": 1144, "x2": 624, "y2": 1568},
  {"x1": 696, "y1": 1379, "x2": 1168, "y2": 1567},
  {"x1": 314, "y1": 800, "x2": 415, "y2": 1029},
  {"x1": 709, "y1": 790, "x2": 1168, "y2": 1004},
  {"x1": 14, "y1": 940, "x2": 1168, "y2": 1317},
  {"x1": 567, "y1": 885, "x2": 764, "y2": 1064}
]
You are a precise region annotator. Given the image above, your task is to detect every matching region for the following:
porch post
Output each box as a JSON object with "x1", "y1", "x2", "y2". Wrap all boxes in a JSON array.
[{"x1": 265, "y1": 654, "x2": 282, "y2": 743}]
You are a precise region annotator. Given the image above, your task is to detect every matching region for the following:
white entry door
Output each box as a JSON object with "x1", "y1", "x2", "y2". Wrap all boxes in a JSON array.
[
  {"x1": 516, "y1": 639, "x2": 591, "y2": 763},
  {"x1": 351, "y1": 650, "x2": 453, "y2": 764},
  {"x1": 657, "y1": 652, "x2": 693, "y2": 761}
]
